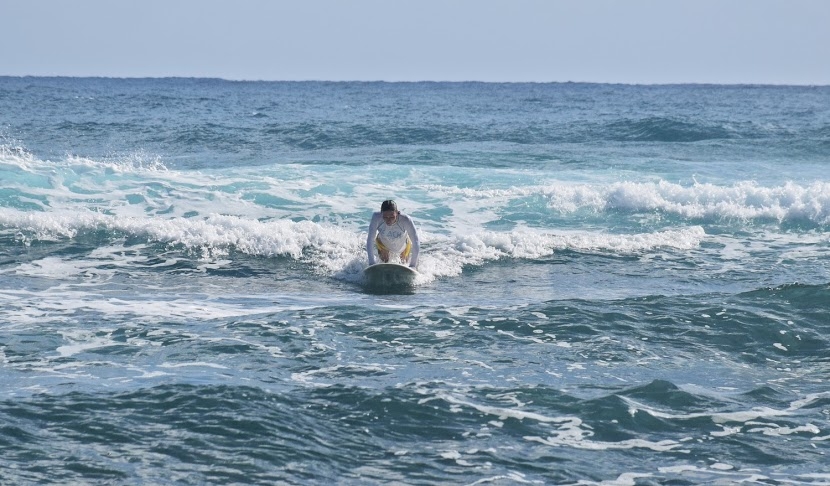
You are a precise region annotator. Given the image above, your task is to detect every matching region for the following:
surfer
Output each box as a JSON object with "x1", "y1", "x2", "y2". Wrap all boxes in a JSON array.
[{"x1": 366, "y1": 199, "x2": 420, "y2": 268}]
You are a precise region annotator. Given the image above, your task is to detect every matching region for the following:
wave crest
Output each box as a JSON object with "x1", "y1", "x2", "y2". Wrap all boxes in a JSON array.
[{"x1": 544, "y1": 180, "x2": 830, "y2": 225}]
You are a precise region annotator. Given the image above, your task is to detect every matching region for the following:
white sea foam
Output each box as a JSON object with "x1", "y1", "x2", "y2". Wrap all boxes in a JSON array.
[
  {"x1": 1, "y1": 206, "x2": 707, "y2": 287},
  {"x1": 64, "y1": 152, "x2": 168, "y2": 173},
  {"x1": 428, "y1": 179, "x2": 830, "y2": 225},
  {"x1": 419, "y1": 226, "x2": 706, "y2": 280},
  {"x1": 3, "y1": 151, "x2": 826, "y2": 294},
  {"x1": 290, "y1": 363, "x2": 397, "y2": 385},
  {"x1": 55, "y1": 330, "x2": 117, "y2": 358},
  {"x1": 469, "y1": 472, "x2": 542, "y2": 485},
  {"x1": 0, "y1": 285, "x2": 339, "y2": 327},
  {"x1": 158, "y1": 362, "x2": 229, "y2": 370},
  {"x1": 2, "y1": 150, "x2": 826, "y2": 296},
  {"x1": 0, "y1": 208, "x2": 360, "y2": 258},
  {"x1": 621, "y1": 391, "x2": 830, "y2": 444},
  {"x1": 573, "y1": 472, "x2": 654, "y2": 486},
  {"x1": 413, "y1": 390, "x2": 685, "y2": 453},
  {"x1": 0, "y1": 143, "x2": 37, "y2": 170},
  {"x1": 6, "y1": 149, "x2": 829, "y2": 231}
]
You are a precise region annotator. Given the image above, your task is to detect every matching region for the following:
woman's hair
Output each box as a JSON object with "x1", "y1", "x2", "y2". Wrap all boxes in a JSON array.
[{"x1": 380, "y1": 200, "x2": 397, "y2": 212}]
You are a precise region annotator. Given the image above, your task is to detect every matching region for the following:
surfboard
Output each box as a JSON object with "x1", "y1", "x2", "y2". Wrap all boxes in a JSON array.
[{"x1": 363, "y1": 263, "x2": 418, "y2": 287}]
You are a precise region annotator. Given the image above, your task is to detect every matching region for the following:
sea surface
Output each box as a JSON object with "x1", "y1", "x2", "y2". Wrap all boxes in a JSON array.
[{"x1": 1, "y1": 77, "x2": 829, "y2": 485}]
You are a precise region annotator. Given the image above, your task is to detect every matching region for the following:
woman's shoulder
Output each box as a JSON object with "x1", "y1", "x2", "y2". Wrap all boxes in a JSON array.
[{"x1": 398, "y1": 212, "x2": 417, "y2": 225}]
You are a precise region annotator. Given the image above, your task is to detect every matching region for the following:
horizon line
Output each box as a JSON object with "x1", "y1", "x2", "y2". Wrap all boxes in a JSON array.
[{"x1": 1, "y1": 74, "x2": 828, "y2": 88}]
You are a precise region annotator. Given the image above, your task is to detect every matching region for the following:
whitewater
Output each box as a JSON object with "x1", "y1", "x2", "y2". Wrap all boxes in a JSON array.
[{"x1": 1, "y1": 77, "x2": 829, "y2": 485}]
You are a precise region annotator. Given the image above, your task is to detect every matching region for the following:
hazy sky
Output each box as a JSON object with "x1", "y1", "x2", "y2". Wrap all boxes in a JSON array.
[{"x1": 3, "y1": 0, "x2": 829, "y2": 84}]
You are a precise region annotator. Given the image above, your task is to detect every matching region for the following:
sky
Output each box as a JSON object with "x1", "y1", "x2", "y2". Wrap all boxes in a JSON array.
[{"x1": 2, "y1": 0, "x2": 829, "y2": 85}]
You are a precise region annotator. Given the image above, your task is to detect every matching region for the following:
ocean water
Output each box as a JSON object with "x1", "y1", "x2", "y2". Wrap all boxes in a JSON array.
[{"x1": 1, "y1": 77, "x2": 829, "y2": 485}]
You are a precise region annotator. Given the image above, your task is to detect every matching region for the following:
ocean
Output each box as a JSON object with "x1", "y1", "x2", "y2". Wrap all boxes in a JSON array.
[{"x1": 1, "y1": 77, "x2": 828, "y2": 485}]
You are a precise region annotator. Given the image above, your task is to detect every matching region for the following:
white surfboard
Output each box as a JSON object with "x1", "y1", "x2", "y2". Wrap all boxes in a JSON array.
[{"x1": 363, "y1": 263, "x2": 418, "y2": 287}]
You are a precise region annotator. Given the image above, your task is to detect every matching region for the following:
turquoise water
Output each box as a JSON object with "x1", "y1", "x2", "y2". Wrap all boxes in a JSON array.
[{"x1": 1, "y1": 77, "x2": 829, "y2": 484}]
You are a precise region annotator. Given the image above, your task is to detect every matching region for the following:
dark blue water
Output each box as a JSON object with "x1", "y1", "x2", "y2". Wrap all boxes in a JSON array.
[{"x1": 1, "y1": 77, "x2": 829, "y2": 484}]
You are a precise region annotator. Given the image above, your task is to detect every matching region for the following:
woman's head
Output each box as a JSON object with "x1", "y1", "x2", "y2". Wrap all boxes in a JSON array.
[{"x1": 381, "y1": 200, "x2": 398, "y2": 224}]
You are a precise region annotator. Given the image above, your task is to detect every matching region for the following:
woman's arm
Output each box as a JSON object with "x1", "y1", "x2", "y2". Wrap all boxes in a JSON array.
[
  {"x1": 366, "y1": 212, "x2": 381, "y2": 265},
  {"x1": 400, "y1": 214, "x2": 420, "y2": 268}
]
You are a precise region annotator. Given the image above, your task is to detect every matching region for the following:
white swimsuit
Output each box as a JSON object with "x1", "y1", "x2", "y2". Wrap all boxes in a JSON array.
[
  {"x1": 366, "y1": 211, "x2": 420, "y2": 267},
  {"x1": 377, "y1": 219, "x2": 408, "y2": 253}
]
